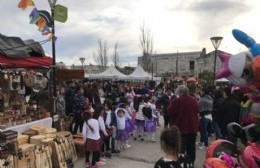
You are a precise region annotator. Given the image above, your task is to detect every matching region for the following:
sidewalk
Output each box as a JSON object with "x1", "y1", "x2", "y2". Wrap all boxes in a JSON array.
[{"x1": 74, "y1": 117, "x2": 207, "y2": 168}]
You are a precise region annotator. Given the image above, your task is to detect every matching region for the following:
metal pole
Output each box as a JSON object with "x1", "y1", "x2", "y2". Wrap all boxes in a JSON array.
[
  {"x1": 213, "y1": 49, "x2": 217, "y2": 83},
  {"x1": 51, "y1": 8, "x2": 56, "y2": 97},
  {"x1": 176, "y1": 50, "x2": 178, "y2": 76},
  {"x1": 152, "y1": 63, "x2": 154, "y2": 80}
]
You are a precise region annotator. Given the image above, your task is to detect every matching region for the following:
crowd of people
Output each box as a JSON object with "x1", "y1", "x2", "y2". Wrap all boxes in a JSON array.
[{"x1": 55, "y1": 79, "x2": 247, "y2": 168}]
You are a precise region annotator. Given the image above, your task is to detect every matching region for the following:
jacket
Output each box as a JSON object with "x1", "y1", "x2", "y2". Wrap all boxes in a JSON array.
[
  {"x1": 167, "y1": 95, "x2": 199, "y2": 134},
  {"x1": 103, "y1": 110, "x2": 117, "y2": 128}
]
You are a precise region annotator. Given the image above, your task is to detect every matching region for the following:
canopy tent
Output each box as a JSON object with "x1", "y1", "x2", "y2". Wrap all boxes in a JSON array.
[
  {"x1": 0, "y1": 34, "x2": 52, "y2": 69},
  {"x1": 88, "y1": 66, "x2": 126, "y2": 79},
  {"x1": 125, "y1": 64, "x2": 152, "y2": 80},
  {"x1": 0, "y1": 53, "x2": 52, "y2": 69}
]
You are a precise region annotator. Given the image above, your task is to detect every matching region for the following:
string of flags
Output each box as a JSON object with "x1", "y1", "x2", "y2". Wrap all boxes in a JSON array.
[{"x1": 18, "y1": 0, "x2": 57, "y2": 42}]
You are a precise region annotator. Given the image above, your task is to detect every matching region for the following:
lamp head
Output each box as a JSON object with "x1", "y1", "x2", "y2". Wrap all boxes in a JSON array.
[{"x1": 210, "y1": 36, "x2": 223, "y2": 49}]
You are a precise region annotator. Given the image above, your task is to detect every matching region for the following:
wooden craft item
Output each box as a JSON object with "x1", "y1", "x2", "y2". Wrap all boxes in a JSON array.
[
  {"x1": 17, "y1": 135, "x2": 29, "y2": 146},
  {"x1": 30, "y1": 135, "x2": 46, "y2": 145},
  {"x1": 18, "y1": 143, "x2": 36, "y2": 168}
]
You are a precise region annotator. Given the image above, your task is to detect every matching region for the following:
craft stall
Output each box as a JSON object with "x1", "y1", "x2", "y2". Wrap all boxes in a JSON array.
[{"x1": 0, "y1": 34, "x2": 77, "y2": 167}]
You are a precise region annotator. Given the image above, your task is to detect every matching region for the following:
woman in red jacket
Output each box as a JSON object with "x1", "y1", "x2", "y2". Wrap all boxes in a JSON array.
[{"x1": 167, "y1": 85, "x2": 199, "y2": 167}]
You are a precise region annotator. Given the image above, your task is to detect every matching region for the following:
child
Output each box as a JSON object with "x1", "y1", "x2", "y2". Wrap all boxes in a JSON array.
[
  {"x1": 103, "y1": 99, "x2": 118, "y2": 154},
  {"x1": 143, "y1": 106, "x2": 157, "y2": 142},
  {"x1": 82, "y1": 110, "x2": 103, "y2": 168},
  {"x1": 95, "y1": 105, "x2": 108, "y2": 161},
  {"x1": 134, "y1": 96, "x2": 145, "y2": 141},
  {"x1": 115, "y1": 108, "x2": 131, "y2": 151},
  {"x1": 154, "y1": 126, "x2": 193, "y2": 168},
  {"x1": 118, "y1": 103, "x2": 134, "y2": 137},
  {"x1": 149, "y1": 97, "x2": 160, "y2": 127}
]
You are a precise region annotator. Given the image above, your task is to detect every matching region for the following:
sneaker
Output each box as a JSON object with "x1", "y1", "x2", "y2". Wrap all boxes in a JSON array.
[
  {"x1": 111, "y1": 150, "x2": 120, "y2": 154},
  {"x1": 96, "y1": 161, "x2": 106, "y2": 166},
  {"x1": 199, "y1": 145, "x2": 207, "y2": 150},
  {"x1": 105, "y1": 152, "x2": 112, "y2": 158},
  {"x1": 85, "y1": 162, "x2": 90, "y2": 167},
  {"x1": 125, "y1": 144, "x2": 131, "y2": 148},
  {"x1": 99, "y1": 157, "x2": 106, "y2": 162},
  {"x1": 121, "y1": 145, "x2": 126, "y2": 150},
  {"x1": 90, "y1": 165, "x2": 98, "y2": 168},
  {"x1": 196, "y1": 142, "x2": 203, "y2": 146},
  {"x1": 151, "y1": 138, "x2": 157, "y2": 142}
]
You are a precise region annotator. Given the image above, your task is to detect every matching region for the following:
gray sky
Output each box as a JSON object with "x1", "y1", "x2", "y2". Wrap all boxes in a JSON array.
[{"x1": 1, "y1": 0, "x2": 259, "y2": 66}]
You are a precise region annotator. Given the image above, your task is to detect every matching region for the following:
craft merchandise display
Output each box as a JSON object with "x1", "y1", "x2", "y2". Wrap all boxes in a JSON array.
[
  {"x1": 0, "y1": 126, "x2": 77, "y2": 168},
  {"x1": 0, "y1": 70, "x2": 50, "y2": 131},
  {"x1": 204, "y1": 29, "x2": 260, "y2": 168}
]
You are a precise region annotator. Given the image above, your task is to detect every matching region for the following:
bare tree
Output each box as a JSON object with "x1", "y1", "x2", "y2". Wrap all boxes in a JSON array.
[
  {"x1": 139, "y1": 22, "x2": 154, "y2": 72},
  {"x1": 111, "y1": 41, "x2": 120, "y2": 68},
  {"x1": 93, "y1": 39, "x2": 108, "y2": 72}
]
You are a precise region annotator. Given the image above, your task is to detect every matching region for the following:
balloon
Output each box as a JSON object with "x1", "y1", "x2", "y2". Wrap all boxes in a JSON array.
[
  {"x1": 239, "y1": 143, "x2": 260, "y2": 168},
  {"x1": 252, "y1": 56, "x2": 260, "y2": 82},
  {"x1": 232, "y1": 29, "x2": 260, "y2": 57},
  {"x1": 206, "y1": 140, "x2": 241, "y2": 159},
  {"x1": 215, "y1": 52, "x2": 253, "y2": 86},
  {"x1": 204, "y1": 158, "x2": 231, "y2": 168}
]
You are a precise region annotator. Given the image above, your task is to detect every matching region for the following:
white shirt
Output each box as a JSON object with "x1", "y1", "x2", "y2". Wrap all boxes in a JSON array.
[
  {"x1": 105, "y1": 110, "x2": 111, "y2": 126},
  {"x1": 115, "y1": 108, "x2": 132, "y2": 130},
  {"x1": 82, "y1": 119, "x2": 100, "y2": 141},
  {"x1": 98, "y1": 116, "x2": 108, "y2": 136},
  {"x1": 135, "y1": 104, "x2": 145, "y2": 121}
]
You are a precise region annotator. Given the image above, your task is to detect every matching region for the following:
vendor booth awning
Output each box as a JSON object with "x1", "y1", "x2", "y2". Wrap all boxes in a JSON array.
[{"x1": 0, "y1": 53, "x2": 52, "y2": 69}]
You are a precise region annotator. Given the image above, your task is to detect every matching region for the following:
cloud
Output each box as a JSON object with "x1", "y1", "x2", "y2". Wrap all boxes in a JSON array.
[
  {"x1": 188, "y1": 0, "x2": 252, "y2": 40},
  {"x1": 1, "y1": 0, "x2": 259, "y2": 67}
]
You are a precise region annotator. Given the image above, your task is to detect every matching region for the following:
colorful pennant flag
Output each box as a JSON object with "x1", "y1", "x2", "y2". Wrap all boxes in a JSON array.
[
  {"x1": 18, "y1": 0, "x2": 34, "y2": 10},
  {"x1": 18, "y1": 0, "x2": 57, "y2": 41}
]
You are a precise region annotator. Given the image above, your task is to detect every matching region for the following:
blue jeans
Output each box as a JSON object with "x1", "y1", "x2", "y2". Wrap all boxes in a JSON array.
[
  {"x1": 199, "y1": 116, "x2": 210, "y2": 147},
  {"x1": 212, "y1": 120, "x2": 222, "y2": 139}
]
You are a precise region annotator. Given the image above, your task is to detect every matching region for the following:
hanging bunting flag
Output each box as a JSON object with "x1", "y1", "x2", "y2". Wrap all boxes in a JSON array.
[
  {"x1": 38, "y1": 10, "x2": 52, "y2": 27},
  {"x1": 36, "y1": 17, "x2": 45, "y2": 30},
  {"x1": 48, "y1": 34, "x2": 57, "y2": 42},
  {"x1": 18, "y1": 0, "x2": 57, "y2": 41},
  {"x1": 41, "y1": 26, "x2": 51, "y2": 35},
  {"x1": 18, "y1": 0, "x2": 34, "y2": 10},
  {"x1": 29, "y1": 7, "x2": 40, "y2": 24}
]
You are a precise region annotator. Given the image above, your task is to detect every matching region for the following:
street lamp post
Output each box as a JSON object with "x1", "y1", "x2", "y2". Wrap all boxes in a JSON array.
[
  {"x1": 210, "y1": 36, "x2": 223, "y2": 83},
  {"x1": 79, "y1": 57, "x2": 85, "y2": 68},
  {"x1": 48, "y1": 0, "x2": 57, "y2": 97}
]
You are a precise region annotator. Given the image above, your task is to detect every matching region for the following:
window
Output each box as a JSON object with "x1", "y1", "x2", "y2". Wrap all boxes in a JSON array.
[{"x1": 190, "y1": 61, "x2": 195, "y2": 71}]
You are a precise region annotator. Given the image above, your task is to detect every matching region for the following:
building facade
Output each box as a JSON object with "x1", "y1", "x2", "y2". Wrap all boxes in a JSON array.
[{"x1": 138, "y1": 49, "x2": 227, "y2": 77}]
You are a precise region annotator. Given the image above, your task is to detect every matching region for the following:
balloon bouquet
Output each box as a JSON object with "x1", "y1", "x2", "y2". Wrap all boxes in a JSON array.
[{"x1": 204, "y1": 29, "x2": 260, "y2": 168}]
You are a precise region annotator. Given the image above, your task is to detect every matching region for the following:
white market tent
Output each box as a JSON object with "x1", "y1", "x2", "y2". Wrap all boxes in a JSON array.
[
  {"x1": 125, "y1": 64, "x2": 163, "y2": 81},
  {"x1": 88, "y1": 66, "x2": 126, "y2": 79},
  {"x1": 125, "y1": 64, "x2": 152, "y2": 80}
]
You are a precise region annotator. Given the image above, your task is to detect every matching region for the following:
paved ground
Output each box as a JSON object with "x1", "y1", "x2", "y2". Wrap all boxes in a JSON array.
[{"x1": 74, "y1": 117, "x2": 208, "y2": 168}]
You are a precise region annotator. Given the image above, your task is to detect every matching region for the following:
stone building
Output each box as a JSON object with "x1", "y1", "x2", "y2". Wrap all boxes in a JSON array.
[{"x1": 138, "y1": 48, "x2": 229, "y2": 77}]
